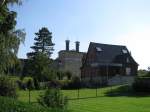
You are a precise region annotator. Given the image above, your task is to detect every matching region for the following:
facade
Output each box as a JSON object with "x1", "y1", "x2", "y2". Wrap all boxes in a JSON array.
[
  {"x1": 57, "y1": 40, "x2": 85, "y2": 78},
  {"x1": 81, "y1": 42, "x2": 138, "y2": 86}
]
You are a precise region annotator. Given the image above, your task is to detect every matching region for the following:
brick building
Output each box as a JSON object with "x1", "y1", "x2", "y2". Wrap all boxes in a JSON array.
[{"x1": 81, "y1": 42, "x2": 138, "y2": 86}]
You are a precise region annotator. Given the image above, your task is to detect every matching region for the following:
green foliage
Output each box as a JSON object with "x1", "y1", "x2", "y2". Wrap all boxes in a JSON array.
[
  {"x1": 0, "y1": 96, "x2": 63, "y2": 112},
  {"x1": 65, "y1": 71, "x2": 72, "y2": 80},
  {"x1": 27, "y1": 79, "x2": 34, "y2": 90},
  {"x1": 56, "y1": 71, "x2": 65, "y2": 80},
  {"x1": 27, "y1": 27, "x2": 54, "y2": 58},
  {"x1": 59, "y1": 80, "x2": 71, "y2": 88},
  {"x1": 25, "y1": 27, "x2": 55, "y2": 82},
  {"x1": 25, "y1": 53, "x2": 55, "y2": 82},
  {"x1": 33, "y1": 77, "x2": 40, "y2": 90},
  {"x1": 0, "y1": 0, "x2": 25, "y2": 74},
  {"x1": 56, "y1": 71, "x2": 72, "y2": 80},
  {"x1": 9, "y1": 75, "x2": 20, "y2": 82},
  {"x1": 69, "y1": 76, "x2": 81, "y2": 89},
  {"x1": 22, "y1": 77, "x2": 34, "y2": 90},
  {"x1": 138, "y1": 69, "x2": 148, "y2": 77},
  {"x1": 0, "y1": 75, "x2": 17, "y2": 98},
  {"x1": 38, "y1": 88, "x2": 68, "y2": 109},
  {"x1": 132, "y1": 77, "x2": 150, "y2": 92}
]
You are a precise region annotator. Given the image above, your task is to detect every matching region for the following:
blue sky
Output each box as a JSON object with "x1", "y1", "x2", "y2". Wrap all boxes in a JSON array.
[{"x1": 11, "y1": 0, "x2": 150, "y2": 69}]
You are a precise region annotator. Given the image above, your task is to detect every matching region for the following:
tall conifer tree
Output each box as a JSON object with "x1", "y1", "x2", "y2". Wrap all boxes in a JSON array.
[{"x1": 27, "y1": 27, "x2": 54, "y2": 58}]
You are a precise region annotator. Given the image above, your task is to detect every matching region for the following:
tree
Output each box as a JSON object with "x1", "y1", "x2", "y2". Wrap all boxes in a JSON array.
[
  {"x1": 65, "y1": 71, "x2": 72, "y2": 80},
  {"x1": 0, "y1": 75, "x2": 17, "y2": 98},
  {"x1": 26, "y1": 52, "x2": 55, "y2": 82},
  {"x1": 27, "y1": 79, "x2": 34, "y2": 103},
  {"x1": 0, "y1": 0, "x2": 25, "y2": 74},
  {"x1": 25, "y1": 28, "x2": 55, "y2": 81},
  {"x1": 27, "y1": 27, "x2": 54, "y2": 58}
]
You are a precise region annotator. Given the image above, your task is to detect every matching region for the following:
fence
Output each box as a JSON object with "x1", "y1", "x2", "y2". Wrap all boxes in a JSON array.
[{"x1": 20, "y1": 84, "x2": 131, "y2": 103}]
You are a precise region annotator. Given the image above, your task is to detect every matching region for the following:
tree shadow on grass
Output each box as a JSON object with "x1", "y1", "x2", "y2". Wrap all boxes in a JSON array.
[{"x1": 105, "y1": 85, "x2": 150, "y2": 97}]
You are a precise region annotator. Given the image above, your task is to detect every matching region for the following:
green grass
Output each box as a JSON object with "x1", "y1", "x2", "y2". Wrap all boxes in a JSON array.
[
  {"x1": 69, "y1": 97, "x2": 150, "y2": 112},
  {"x1": 18, "y1": 86, "x2": 150, "y2": 112},
  {"x1": 18, "y1": 87, "x2": 111, "y2": 102}
]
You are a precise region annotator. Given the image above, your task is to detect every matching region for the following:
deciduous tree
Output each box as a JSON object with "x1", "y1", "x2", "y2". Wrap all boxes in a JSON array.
[{"x1": 0, "y1": 0, "x2": 25, "y2": 74}]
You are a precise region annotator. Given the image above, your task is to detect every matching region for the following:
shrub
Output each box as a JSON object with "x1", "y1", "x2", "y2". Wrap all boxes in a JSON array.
[
  {"x1": 27, "y1": 79, "x2": 35, "y2": 90},
  {"x1": 33, "y1": 77, "x2": 40, "y2": 90},
  {"x1": 0, "y1": 75, "x2": 17, "y2": 98},
  {"x1": 60, "y1": 76, "x2": 81, "y2": 89},
  {"x1": 38, "y1": 88, "x2": 68, "y2": 109},
  {"x1": 132, "y1": 77, "x2": 150, "y2": 92},
  {"x1": 60, "y1": 80, "x2": 71, "y2": 89},
  {"x1": 0, "y1": 96, "x2": 62, "y2": 112},
  {"x1": 22, "y1": 77, "x2": 34, "y2": 90},
  {"x1": 69, "y1": 76, "x2": 81, "y2": 89},
  {"x1": 64, "y1": 71, "x2": 72, "y2": 80},
  {"x1": 47, "y1": 80, "x2": 62, "y2": 88}
]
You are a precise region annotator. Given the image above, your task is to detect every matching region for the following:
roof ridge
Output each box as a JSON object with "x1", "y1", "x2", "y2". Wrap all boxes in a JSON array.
[{"x1": 90, "y1": 42, "x2": 126, "y2": 47}]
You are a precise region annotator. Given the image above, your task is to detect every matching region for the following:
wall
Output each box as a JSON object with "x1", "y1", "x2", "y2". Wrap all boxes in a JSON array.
[
  {"x1": 58, "y1": 50, "x2": 84, "y2": 78},
  {"x1": 81, "y1": 75, "x2": 135, "y2": 86}
]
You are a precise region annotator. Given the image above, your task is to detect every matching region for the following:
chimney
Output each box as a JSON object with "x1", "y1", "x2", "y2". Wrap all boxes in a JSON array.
[
  {"x1": 75, "y1": 41, "x2": 80, "y2": 52},
  {"x1": 65, "y1": 40, "x2": 70, "y2": 51}
]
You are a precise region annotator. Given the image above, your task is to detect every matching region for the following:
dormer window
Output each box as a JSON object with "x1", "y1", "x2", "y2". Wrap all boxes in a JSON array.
[
  {"x1": 96, "y1": 47, "x2": 102, "y2": 52},
  {"x1": 122, "y1": 49, "x2": 127, "y2": 53}
]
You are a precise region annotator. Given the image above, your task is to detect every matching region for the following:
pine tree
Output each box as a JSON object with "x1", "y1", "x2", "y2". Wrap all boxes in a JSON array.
[{"x1": 27, "y1": 27, "x2": 54, "y2": 58}]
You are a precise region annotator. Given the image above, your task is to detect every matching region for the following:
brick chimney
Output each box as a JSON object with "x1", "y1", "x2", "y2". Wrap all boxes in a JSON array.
[
  {"x1": 75, "y1": 41, "x2": 80, "y2": 52},
  {"x1": 65, "y1": 40, "x2": 70, "y2": 51}
]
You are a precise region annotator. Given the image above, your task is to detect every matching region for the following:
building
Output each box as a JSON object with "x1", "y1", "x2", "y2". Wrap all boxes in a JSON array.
[
  {"x1": 57, "y1": 40, "x2": 85, "y2": 78},
  {"x1": 81, "y1": 42, "x2": 138, "y2": 86}
]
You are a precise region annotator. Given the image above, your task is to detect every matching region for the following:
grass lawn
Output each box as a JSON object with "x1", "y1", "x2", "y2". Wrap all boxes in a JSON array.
[
  {"x1": 69, "y1": 97, "x2": 150, "y2": 112},
  {"x1": 18, "y1": 86, "x2": 150, "y2": 112},
  {"x1": 18, "y1": 86, "x2": 110, "y2": 102}
]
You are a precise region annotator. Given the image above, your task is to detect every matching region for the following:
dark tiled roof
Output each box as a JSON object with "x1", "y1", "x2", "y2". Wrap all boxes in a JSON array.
[{"x1": 87, "y1": 42, "x2": 138, "y2": 64}]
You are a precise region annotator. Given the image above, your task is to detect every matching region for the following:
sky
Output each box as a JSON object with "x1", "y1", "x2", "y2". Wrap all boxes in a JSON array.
[{"x1": 11, "y1": 0, "x2": 150, "y2": 69}]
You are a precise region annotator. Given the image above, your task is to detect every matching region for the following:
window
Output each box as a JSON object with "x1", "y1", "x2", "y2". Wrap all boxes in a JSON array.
[
  {"x1": 96, "y1": 47, "x2": 102, "y2": 52},
  {"x1": 122, "y1": 49, "x2": 128, "y2": 53},
  {"x1": 126, "y1": 67, "x2": 131, "y2": 75},
  {"x1": 126, "y1": 58, "x2": 130, "y2": 63}
]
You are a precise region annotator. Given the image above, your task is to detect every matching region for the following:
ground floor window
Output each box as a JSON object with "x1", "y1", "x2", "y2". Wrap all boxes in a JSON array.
[{"x1": 126, "y1": 67, "x2": 131, "y2": 75}]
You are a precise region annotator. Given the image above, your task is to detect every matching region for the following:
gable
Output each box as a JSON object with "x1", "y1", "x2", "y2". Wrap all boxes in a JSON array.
[{"x1": 85, "y1": 42, "x2": 138, "y2": 65}]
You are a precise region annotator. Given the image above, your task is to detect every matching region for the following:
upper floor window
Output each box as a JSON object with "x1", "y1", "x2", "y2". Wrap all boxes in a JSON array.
[
  {"x1": 122, "y1": 49, "x2": 128, "y2": 54},
  {"x1": 96, "y1": 47, "x2": 102, "y2": 52}
]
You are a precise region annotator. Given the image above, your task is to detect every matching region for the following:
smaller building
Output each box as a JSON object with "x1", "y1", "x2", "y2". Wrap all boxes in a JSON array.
[
  {"x1": 81, "y1": 42, "x2": 138, "y2": 86},
  {"x1": 57, "y1": 40, "x2": 85, "y2": 78}
]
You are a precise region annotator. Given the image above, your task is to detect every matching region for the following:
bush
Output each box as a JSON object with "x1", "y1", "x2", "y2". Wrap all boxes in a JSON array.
[
  {"x1": 132, "y1": 77, "x2": 150, "y2": 92},
  {"x1": 38, "y1": 88, "x2": 68, "y2": 109},
  {"x1": 34, "y1": 77, "x2": 40, "y2": 90},
  {"x1": 22, "y1": 77, "x2": 34, "y2": 90},
  {"x1": 59, "y1": 76, "x2": 81, "y2": 89},
  {"x1": 60, "y1": 80, "x2": 71, "y2": 89},
  {"x1": 0, "y1": 96, "x2": 62, "y2": 112},
  {"x1": 47, "y1": 80, "x2": 62, "y2": 88},
  {"x1": 0, "y1": 75, "x2": 17, "y2": 98},
  {"x1": 68, "y1": 76, "x2": 81, "y2": 89}
]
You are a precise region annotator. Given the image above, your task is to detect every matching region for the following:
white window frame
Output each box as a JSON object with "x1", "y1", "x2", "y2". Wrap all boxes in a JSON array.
[{"x1": 126, "y1": 67, "x2": 131, "y2": 75}]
